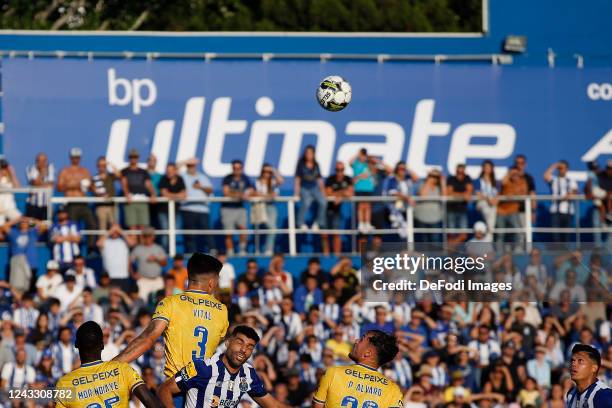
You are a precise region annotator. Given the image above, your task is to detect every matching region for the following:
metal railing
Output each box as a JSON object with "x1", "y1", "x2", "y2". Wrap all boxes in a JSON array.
[{"x1": 2, "y1": 187, "x2": 604, "y2": 256}]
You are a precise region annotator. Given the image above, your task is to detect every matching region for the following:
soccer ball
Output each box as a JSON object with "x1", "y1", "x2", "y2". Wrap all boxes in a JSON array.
[{"x1": 316, "y1": 76, "x2": 352, "y2": 112}]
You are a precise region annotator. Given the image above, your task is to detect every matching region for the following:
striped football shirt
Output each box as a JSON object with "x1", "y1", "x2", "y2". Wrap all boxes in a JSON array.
[{"x1": 175, "y1": 354, "x2": 267, "y2": 408}]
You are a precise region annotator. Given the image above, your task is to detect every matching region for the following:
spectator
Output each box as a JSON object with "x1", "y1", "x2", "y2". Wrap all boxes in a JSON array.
[
  {"x1": 323, "y1": 161, "x2": 353, "y2": 255},
  {"x1": 12, "y1": 293, "x2": 39, "y2": 333},
  {"x1": 158, "y1": 162, "x2": 186, "y2": 249},
  {"x1": 257, "y1": 273, "x2": 284, "y2": 317},
  {"x1": 180, "y1": 158, "x2": 215, "y2": 254},
  {"x1": 120, "y1": 148, "x2": 157, "y2": 230},
  {"x1": 253, "y1": 163, "x2": 283, "y2": 256},
  {"x1": 51, "y1": 326, "x2": 78, "y2": 375},
  {"x1": 466, "y1": 221, "x2": 494, "y2": 259},
  {"x1": 221, "y1": 159, "x2": 254, "y2": 255},
  {"x1": 91, "y1": 156, "x2": 121, "y2": 231},
  {"x1": 299, "y1": 257, "x2": 327, "y2": 286},
  {"x1": 293, "y1": 276, "x2": 323, "y2": 316},
  {"x1": 362, "y1": 305, "x2": 394, "y2": 335},
  {"x1": 166, "y1": 253, "x2": 188, "y2": 291},
  {"x1": 268, "y1": 253, "x2": 293, "y2": 294},
  {"x1": 351, "y1": 148, "x2": 375, "y2": 233},
  {"x1": 238, "y1": 259, "x2": 262, "y2": 292},
  {"x1": 524, "y1": 248, "x2": 549, "y2": 289},
  {"x1": 0, "y1": 156, "x2": 21, "y2": 231},
  {"x1": 286, "y1": 370, "x2": 309, "y2": 407},
  {"x1": 217, "y1": 252, "x2": 236, "y2": 294},
  {"x1": 468, "y1": 326, "x2": 501, "y2": 369},
  {"x1": 324, "y1": 326, "x2": 352, "y2": 361},
  {"x1": 79, "y1": 287, "x2": 104, "y2": 325},
  {"x1": 414, "y1": 169, "x2": 444, "y2": 243},
  {"x1": 65, "y1": 255, "x2": 97, "y2": 289},
  {"x1": 27, "y1": 314, "x2": 54, "y2": 348},
  {"x1": 295, "y1": 145, "x2": 326, "y2": 231},
  {"x1": 0, "y1": 348, "x2": 35, "y2": 391},
  {"x1": 56, "y1": 148, "x2": 96, "y2": 250},
  {"x1": 25, "y1": 152, "x2": 55, "y2": 220},
  {"x1": 549, "y1": 269, "x2": 587, "y2": 302},
  {"x1": 53, "y1": 275, "x2": 82, "y2": 312},
  {"x1": 482, "y1": 361, "x2": 514, "y2": 402},
  {"x1": 505, "y1": 306, "x2": 538, "y2": 352},
  {"x1": 445, "y1": 164, "x2": 473, "y2": 243},
  {"x1": 146, "y1": 154, "x2": 163, "y2": 196},
  {"x1": 514, "y1": 154, "x2": 537, "y2": 248},
  {"x1": 543, "y1": 160, "x2": 578, "y2": 242},
  {"x1": 130, "y1": 226, "x2": 167, "y2": 302},
  {"x1": 585, "y1": 160, "x2": 612, "y2": 247},
  {"x1": 403, "y1": 385, "x2": 427, "y2": 408},
  {"x1": 36, "y1": 260, "x2": 63, "y2": 303},
  {"x1": 517, "y1": 377, "x2": 541, "y2": 407},
  {"x1": 5, "y1": 217, "x2": 47, "y2": 294},
  {"x1": 386, "y1": 161, "x2": 417, "y2": 237},
  {"x1": 475, "y1": 160, "x2": 499, "y2": 234},
  {"x1": 97, "y1": 223, "x2": 133, "y2": 291},
  {"x1": 554, "y1": 249, "x2": 590, "y2": 284},
  {"x1": 526, "y1": 346, "x2": 551, "y2": 389},
  {"x1": 496, "y1": 166, "x2": 528, "y2": 251},
  {"x1": 275, "y1": 297, "x2": 303, "y2": 341},
  {"x1": 50, "y1": 207, "x2": 81, "y2": 271}
]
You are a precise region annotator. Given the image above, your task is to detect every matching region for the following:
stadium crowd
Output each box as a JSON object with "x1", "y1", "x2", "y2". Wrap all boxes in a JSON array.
[{"x1": 0, "y1": 146, "x2": 609, "y2": 407}]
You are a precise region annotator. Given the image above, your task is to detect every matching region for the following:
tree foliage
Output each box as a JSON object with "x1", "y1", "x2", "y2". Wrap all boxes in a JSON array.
[{"x1": 0, "y1": 0, "x2": 482, "y2": 32}]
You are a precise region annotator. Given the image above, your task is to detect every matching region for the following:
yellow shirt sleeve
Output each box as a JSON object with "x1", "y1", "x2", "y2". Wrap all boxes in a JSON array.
[
  {"x1": 313, "y1": 367, "x2": 335, "y2": 405},
  {"x1": 221, "y1": 306, "x2": 229, "y2": 338},
  {"x1": 122, "y1": 363, "x2": 145, "y2": 393},
  {"x1": 152, "y1": 296, "x2": 173, "y2": 322},
  {"x1": 387, "y1": 384, "x2": 404, "y2": 408}
]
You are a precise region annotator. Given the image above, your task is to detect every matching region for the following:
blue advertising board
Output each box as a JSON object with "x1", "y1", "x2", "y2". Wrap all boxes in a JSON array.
[{"x1": 3, "y1": 58, "x2": 611, "y2": 192}]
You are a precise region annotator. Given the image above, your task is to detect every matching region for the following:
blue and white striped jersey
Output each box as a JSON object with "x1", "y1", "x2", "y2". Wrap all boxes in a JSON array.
[
  {"x1": 566, "y1": 379, "x2": 612, "y2": 408},
  {"x1": 175, "y1": 354, "x2": 267, "y2": 408}
]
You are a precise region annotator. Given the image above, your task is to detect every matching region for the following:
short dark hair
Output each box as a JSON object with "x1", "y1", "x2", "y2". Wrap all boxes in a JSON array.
[
  {"x1": 231, "y1": 325, "x2": 260, "y2": 343},
  {"x1": 559, "y1": 159, "x2": 569, "y2": 167},
  {"x1": 572, "y1": 344, "x2": 601, "y2": 368},
  {"x1": 48, "y1": 298, "x2": 61, "y2": 307},
  {"x1": 187, "y1": 253, "x2": 223, "y2": 280},
  {"x1": 231, "y1": 159, "x2": 243, "y2": 166},
  {"x1": 367, "y1": 330, "x2": 399, "y2": 366},
  {"x1": 75, "y1": 321, "x2": 104, "y2": 350}
]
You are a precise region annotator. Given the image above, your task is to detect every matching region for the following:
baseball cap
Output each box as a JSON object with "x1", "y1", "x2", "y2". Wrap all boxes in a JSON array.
[
  {"x1": 46, "y1": 260, "x2": 59, "y2": 270},
  {"x1": 70, "y1": 147, "x2": 82, "y2": 157},
  {"x1": 473, "y1": 221, "x2": 487, "y2": 233}
]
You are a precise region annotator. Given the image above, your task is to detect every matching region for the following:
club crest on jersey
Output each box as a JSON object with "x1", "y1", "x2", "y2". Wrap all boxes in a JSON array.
[
  {"x1": 210, "y1": 395, "x2": 220, "y2": 407},
  {"x1": 239, "y1": 378, "x2": 249, "y2": 392}
]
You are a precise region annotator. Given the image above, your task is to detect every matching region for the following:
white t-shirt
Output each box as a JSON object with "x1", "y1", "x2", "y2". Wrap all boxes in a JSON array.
[
  {"x1": 65, "y1": 267, "x2": 97, "y2": 289},
  {"x1": 102, "y1": 237, "x2": 130, "y2": 279},
  {"x1": 101, "y1": 341, "x2": 120, "y2": 361},
  {"x1": 1, "y1": 362, "x2": 35, "y2": 389},
  {"x1": 219, "y1": 262, "x2": 236, "y2": 290},
  {"x1": 52, "y1": 284, "x2": 83, "y2": 312},
  {"x1": 36, "y1": 273, "x2": 64, "y2": 299}
]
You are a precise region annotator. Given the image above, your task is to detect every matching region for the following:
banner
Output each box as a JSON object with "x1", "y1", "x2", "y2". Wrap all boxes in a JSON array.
[{"x1": 3, "y1": 58, "x2": 611, "y2": 190}]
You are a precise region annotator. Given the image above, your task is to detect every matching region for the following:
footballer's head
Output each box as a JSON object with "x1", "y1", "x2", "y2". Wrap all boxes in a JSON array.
[
  {"x1": 187, "y1": 253, "x2": 223, "y2": 291},
  {"x1": 224, "y1": 325, "x2": 260, "y2": 369},
  {"x1": 570, "y1": 344, "x2": 601, "y2": 382},
  {"x1": 349, "y1": 330, "x2": 399, "y2": 368},
  {"x1": 75, "y1": 321, "x2": 104, "y2": 356}
]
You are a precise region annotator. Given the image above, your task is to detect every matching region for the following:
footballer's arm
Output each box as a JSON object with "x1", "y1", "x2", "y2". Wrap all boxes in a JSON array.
[
  {"x1": 133, "y1": 383, "x2": 164, "y2": 408},
  {"x1": 252, "y1": 394, "x2": 291, "y2": 408},
  {"x1": 158, "y1": 377, "x2": 181, "y2": 408},
  {"x1": 113, "y1": 319, "x2": 167, "y2": 363}
]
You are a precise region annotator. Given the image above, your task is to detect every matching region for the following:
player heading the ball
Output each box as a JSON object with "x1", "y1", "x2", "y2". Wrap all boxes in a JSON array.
[
  {"x1": 158, "y1": 325, "x2": 289, "y2": 408},
  {"x1": 55, "y1": 321, "x2": 162, "y2": 408},
  {"x1": 114, "y1": 253, "x2": 229, "y2": 378},
  {"x1": 312, "y1": 330, "x2": 404, "y2": 408}
]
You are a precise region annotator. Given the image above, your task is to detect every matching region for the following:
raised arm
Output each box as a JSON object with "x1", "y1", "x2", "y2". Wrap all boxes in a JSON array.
[{"x1": 113, "y1": 318, "x2": 167, "y2": 363}]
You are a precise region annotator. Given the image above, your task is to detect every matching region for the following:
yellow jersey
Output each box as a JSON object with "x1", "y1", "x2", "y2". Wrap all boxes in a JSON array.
[
  {"x1": 55, "y1": 360, "x2": 143, "y2": 408},
  {"x1": 152, "y1": 289, "x2": 229, "y2": 378},
  {"x1": 313, "y1": 364, "x2": 404, "y2": 408}
]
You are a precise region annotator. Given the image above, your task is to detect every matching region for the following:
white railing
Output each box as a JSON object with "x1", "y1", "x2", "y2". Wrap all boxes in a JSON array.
[{"x1": 1, "y1": 188, "x2": 606, "y2": 256}]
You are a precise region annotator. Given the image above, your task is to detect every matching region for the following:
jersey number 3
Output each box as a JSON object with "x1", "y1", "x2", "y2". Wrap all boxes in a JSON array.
[{"x1": 192, "y1": 326, "x2": 209, "y2": 360}]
